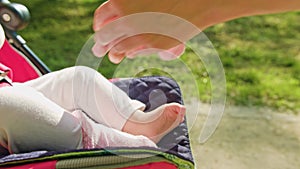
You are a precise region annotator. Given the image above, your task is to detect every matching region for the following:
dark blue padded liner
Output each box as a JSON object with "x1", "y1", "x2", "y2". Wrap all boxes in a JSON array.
[
  {"x1": 0, "y1": 76, "x2": 194, "y2": 164},
  {"x1": 113, "y1": 76, "x2": 193, "y2": 162}
]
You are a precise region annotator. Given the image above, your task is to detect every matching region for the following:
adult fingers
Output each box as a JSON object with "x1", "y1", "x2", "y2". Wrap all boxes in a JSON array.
[
  {"x1": 93, "y1": 1, "x2": 120, "y2": 31},
  {"x1": 107, "y1": 34, "x2": 184, "y2": 62},
  {"x1": 158, "y1": 44, "x2": 186, "y2": 60},
  {"x1": 108, "y1": 51, "x2": 126, "y2": 64},
  {"x1": 92, "y1": 35, "x2": 127, "y2": 58}
]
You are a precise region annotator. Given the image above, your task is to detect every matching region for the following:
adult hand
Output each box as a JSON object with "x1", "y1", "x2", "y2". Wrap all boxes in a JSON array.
[
  {"x1": 92, "y1": 0, "x2": 300, "y2": 64},
  {"x1": 92, "y1": 0, "x2": 206, "y2": 63}
]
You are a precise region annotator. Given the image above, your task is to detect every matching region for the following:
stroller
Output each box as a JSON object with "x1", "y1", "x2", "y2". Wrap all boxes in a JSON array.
[{"x1": 0, "y1": 1, "x2": 194, "y2": 168}]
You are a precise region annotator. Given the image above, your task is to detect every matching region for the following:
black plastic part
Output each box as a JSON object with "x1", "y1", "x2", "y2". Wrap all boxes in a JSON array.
[{"x1": 0, "y1": 1, "x2": 30, "y2": 31}]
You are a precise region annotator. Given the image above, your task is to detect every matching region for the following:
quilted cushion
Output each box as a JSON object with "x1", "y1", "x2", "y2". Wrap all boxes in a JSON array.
[{"x1": 113, "y1": 76, "x2": 193, "y2": 162}]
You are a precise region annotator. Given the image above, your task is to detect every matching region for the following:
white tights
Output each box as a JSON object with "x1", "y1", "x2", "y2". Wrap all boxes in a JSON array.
[{"x1": 0, "y1": 66, "x2": 156, "y2": 154}]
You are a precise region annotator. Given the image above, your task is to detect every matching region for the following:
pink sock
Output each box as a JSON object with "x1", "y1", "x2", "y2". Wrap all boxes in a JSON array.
[{"x1": 73, "y1": 110, "x2": 157, "y2": 149}]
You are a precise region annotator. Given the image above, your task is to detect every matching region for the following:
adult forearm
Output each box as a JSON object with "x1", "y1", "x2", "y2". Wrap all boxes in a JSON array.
[{"x1": 193, "y1": 0, "x2": 300, "y2": 29}]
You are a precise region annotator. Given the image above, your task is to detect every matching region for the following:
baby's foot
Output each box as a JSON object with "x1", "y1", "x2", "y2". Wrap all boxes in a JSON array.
[
  {"x1": 123, "y1": 103, "x2": 186, "y2": 143},
  {"x1": 73, "y1": 110, "x2": 157, "y2": 149}
]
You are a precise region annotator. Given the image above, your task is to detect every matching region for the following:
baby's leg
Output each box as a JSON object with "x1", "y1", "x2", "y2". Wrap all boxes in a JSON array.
[
  {"x1": 24, "y1": 66, "x2": 185, "y2": 144},
  {"x1": 0, "y1": 85, "x2": 82, "y2": 154},
  {"x1": 123, "y1": 103, "x2": 186, "y2": 143},
  {"x1": 23, "y1": 66, "x2": 145, "y2": 131},
  {"x1": 73, "y1": 110, "x2": 157, "y2": 148}
]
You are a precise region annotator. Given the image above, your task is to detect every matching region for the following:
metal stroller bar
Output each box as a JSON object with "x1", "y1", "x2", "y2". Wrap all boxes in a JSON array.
[{"x1": 0, "y1": 0, "x2": 51, "y2": 75}]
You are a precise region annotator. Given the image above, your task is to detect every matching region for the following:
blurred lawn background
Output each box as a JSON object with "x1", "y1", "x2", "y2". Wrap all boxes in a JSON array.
[{"x1": 13, "y1": 0, "x2": 300, "y2": 114}]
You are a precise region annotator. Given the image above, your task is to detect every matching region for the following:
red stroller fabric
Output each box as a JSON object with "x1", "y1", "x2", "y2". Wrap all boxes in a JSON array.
[{"x1": 0, "y1": 40, "x2": 40, "y2": 82}]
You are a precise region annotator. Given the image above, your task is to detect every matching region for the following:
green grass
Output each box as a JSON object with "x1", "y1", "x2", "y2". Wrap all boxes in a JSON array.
[
  {"x1": 11, "y1": 0, "x2": 300, "y2": 114},
  {"x1": 207, "y1": 13, "x2": 300, "y2": 113}
]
